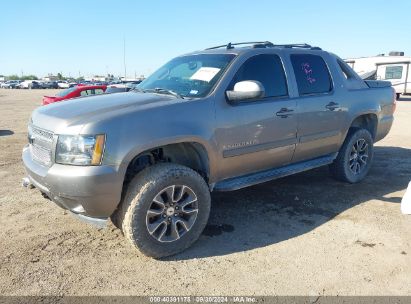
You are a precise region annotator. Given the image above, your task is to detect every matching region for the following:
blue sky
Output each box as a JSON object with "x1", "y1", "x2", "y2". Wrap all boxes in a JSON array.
[{"x1": 1, "y1": 0, "x2": 410, "y2": 78}]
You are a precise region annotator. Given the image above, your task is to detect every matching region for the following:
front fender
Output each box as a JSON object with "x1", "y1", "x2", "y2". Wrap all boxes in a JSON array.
[{"x1": 119, "y1": 135, "x2": 218, "y2": 184}]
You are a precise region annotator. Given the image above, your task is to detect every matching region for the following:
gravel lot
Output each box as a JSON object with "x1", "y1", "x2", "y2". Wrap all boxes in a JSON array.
[{"x1": 0, "y1": 89, "x2": 410, "y2": 296}]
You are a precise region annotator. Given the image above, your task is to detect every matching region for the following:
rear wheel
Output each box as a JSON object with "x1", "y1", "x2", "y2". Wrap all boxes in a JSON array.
[
  {"x1": 113, "y1": 163, "x2": 211, "y2": 258},
  {"x1": 329, "y1": 128, "x2": 374, "y2": 183}
]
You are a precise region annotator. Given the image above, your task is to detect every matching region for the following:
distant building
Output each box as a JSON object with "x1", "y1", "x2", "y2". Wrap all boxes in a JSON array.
[
  {"x1": 0, "y1": 76, "x2": 5, "y2": 82},
  {"x1": 345, "y1": 51, "x2": 411, "y2": 96},
  {"x1": 85, "y1": 75, "x2": 109, "y2": 82},
  {"x1": 120, "y1": 76, "x2": 145, "y2": 82},
  {"x1": 43, "y1": 74, "x2": 59, "y2": 81}
]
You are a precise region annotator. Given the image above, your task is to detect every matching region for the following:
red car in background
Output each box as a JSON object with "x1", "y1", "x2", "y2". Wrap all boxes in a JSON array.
[{"x1": 42, "y1": 85, "x2": 107, "y2": 105}]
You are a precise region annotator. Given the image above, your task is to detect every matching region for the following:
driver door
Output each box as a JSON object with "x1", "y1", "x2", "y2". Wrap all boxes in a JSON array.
[{"x1": 214, "y1": 54, "x2": 297, "y2": 180}]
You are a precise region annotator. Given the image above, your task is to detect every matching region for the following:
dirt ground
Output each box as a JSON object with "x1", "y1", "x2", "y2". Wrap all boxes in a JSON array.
[{"x1": 0, "y1": 89, "x2": 410, "y2": 296}]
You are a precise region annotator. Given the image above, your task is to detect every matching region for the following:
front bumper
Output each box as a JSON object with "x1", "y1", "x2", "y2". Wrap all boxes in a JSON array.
[{"x1": 22, "y1": 145, "x2": 123, "y2": 220}]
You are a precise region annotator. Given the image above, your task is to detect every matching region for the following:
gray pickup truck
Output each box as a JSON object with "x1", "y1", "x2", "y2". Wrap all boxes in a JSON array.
[{"x1": 22, "y1": 42, "x2": 395, "y2": 258}]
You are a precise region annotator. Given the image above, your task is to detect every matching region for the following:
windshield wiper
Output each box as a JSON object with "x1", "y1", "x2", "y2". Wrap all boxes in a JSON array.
[{"x1": 145, "y1": 88, "x2": 184, "y2": 99}]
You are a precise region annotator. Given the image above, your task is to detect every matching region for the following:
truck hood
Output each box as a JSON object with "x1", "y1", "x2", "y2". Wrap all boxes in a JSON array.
[{"x1": 31, "y1": 92, "x2": 179, "y2": 134}]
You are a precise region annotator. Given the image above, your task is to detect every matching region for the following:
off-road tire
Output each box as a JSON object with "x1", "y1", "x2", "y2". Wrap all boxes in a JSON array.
[
  {"x1": 329, "y1": 128, "x2": 374, "y2": 183},
  {"x1": 113, "y1": 163, "x2": 211, "y2": 258}
]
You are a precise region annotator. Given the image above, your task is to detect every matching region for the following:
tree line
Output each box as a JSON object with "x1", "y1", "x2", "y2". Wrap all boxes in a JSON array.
[{"x1": 2, "y1": 74, "x2": 39, "y2": 81}]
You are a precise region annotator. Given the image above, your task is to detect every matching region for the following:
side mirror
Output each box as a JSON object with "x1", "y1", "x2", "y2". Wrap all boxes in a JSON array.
[{"x1": 226, "y1": 80, "x2": 265, "y2": 102}]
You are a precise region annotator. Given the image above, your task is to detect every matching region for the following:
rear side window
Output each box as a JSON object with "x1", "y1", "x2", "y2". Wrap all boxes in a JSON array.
[
  {"x1": 80, "y1": 89, "x2": 94, "y2": 96},
  {"x1": 291, "y1": 54, "x2": 332, "y2": 95},
  {"x1": 229, "y1": 54, "x2": 288, "y2": 98}
]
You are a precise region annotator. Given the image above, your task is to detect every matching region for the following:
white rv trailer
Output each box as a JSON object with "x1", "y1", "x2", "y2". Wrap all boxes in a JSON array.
[{"x1": 345, "y1": 52, "x2": 411, "y2": 98}]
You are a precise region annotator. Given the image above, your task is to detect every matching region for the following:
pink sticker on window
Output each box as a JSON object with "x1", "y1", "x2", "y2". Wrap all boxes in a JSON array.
[{"x1": 301, "y1": 63, "x2": 316, "y2": 84}]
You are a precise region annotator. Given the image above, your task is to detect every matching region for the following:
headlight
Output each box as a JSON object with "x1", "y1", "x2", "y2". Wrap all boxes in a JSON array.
[{"x1": 56, "y1": 134, "x2": 105, "y2": 166}]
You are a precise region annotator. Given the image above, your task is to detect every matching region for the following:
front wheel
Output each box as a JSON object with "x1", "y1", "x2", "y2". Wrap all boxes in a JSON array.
[
  {"x1": 329, "y1": 128, "x2": 374, "y2": 183},
  {"x1": 114, "y1": 163, "x2": 211, "y2": 258}
]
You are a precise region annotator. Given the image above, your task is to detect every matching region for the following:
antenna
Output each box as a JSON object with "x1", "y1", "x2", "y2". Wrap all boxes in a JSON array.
[{"x1": 123, "y1": 36, "x2": 127, "y2": 81}]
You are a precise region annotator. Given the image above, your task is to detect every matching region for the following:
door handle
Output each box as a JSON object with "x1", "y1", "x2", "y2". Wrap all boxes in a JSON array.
[
  {"x1": 276, "y1": 108, "x2": 294, "y2": 118},
  {"x1": 325, "y1": 102, "x2": 339, "y2": 111}
]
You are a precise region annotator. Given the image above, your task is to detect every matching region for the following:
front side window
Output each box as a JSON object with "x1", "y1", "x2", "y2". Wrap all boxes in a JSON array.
[
  {"x1": 138, "y1": 54, "x2": 236, "y2": 98},
  {"x1": 291, "y1": 54, "x2": 332, "y2": 95},
  {"x1": 385, "y1": 66, "x2": 403, "y2": 80},
  {"x1": 228, "y1": 54, "x2": 288, "y2": 98}
]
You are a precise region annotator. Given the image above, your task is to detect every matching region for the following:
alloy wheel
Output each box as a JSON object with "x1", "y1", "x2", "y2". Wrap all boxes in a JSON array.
[
  {"x1": 146, "y1": 185, "x2": 199, "y2": 242},
  {"x1": 349, "y1": 138, "x2": 369, "y2": 175}
]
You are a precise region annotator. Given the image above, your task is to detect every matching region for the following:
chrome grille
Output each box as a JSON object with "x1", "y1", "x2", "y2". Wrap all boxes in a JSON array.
[
  {"x1": 30, "y1": 144, "x2": 52, "y2": 166},
  {"x1": 32, "y1": 127, "x2": 53, "y2": 142},
  {"x1": 29, "y1": 125, "x2": 54, "y2": 166}
]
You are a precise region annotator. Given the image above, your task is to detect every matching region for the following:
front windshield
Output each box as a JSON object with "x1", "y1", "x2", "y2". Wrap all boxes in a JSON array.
[
  {"x1": 137, "y1": 54, "x2": 236, "y2": 98},
  {"x1": 56, "y1": 86, "x2": 77, "y2": 97}
]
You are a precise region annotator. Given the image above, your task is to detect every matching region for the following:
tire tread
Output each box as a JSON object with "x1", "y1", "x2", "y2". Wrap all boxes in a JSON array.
[
  {"x1": 329, "y1": 127, "x2": 374, "y2": 183},
  {"x1": 113, "y1": 163, "x2": 210, "y2": 258}
]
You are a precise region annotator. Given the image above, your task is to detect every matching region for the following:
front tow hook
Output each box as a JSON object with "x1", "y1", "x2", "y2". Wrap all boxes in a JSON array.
[{"x1": 22, "y1": 177, "x2": 34, "y2": 189}]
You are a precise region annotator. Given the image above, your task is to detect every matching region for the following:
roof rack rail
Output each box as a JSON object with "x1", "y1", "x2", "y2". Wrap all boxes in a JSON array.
[
  {"x1": 205, "y1": 41, "x2": 274, "y2": 50},
  {"x1": 205, "y1": 42, "x2": 322, "y2": 51},
  {"x1": 280, "y1": 44, "x2": 322, "y2": 50},
  {"x1": 273, "y1": 43, "x2": 315, "y2": 49}
]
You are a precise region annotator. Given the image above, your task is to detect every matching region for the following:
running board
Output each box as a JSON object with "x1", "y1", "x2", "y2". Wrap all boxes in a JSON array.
[{"x1": 214, "y1": 153, "x2": 338, "y2": 191}]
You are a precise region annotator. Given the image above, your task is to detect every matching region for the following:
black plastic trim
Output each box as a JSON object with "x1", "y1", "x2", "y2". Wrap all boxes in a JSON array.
[{"x1": 214, "y1": 153, "x2": 338, "y2": 191}]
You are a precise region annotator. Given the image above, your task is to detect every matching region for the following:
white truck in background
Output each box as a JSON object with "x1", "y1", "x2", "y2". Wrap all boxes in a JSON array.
[{"x1": 345, "y1": 51, "x2": 411, "y2": 99}]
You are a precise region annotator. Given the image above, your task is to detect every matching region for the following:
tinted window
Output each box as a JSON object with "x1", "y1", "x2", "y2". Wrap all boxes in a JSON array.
[
  {"x1": 229, "y1": 54, "x2": 288, "y2": 98},
  {"x1": 56, "y1": 86, "x2": 77, "y2": 97},
  {"x1": 80, "y1": 89, "x2": 94, "y2": 96},
  {"x1": 291, "y1": 54, "x2": 332, "y2": 95},
  {"x1": 385, "y1": 66, "x2": 403, "y2": 79}
]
